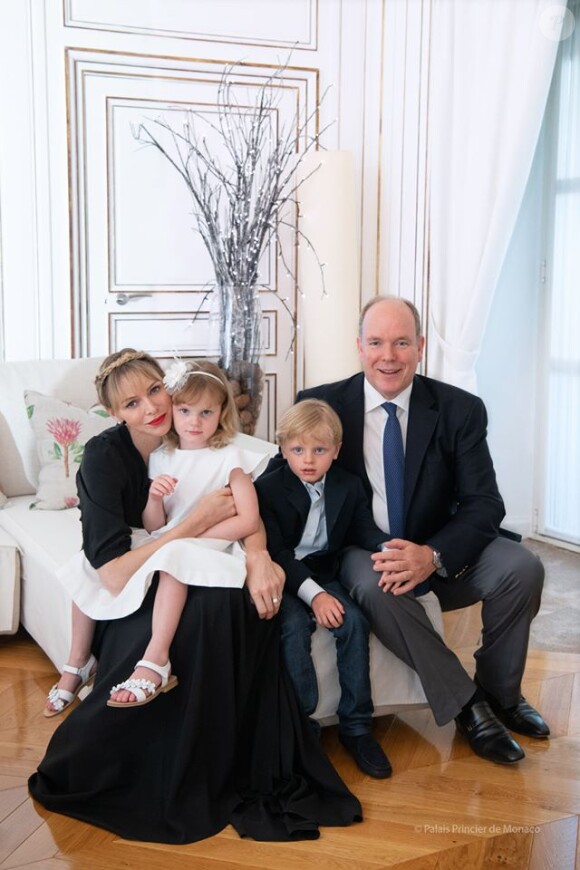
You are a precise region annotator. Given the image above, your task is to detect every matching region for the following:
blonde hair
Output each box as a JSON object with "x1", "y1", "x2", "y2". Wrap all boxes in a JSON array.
[
  {"x1": 95, "y1": 348, "x2": 165, "y2": 411},
  {"x1": 164, "y1": 360, "x2": 239, "y2": 450},
  {"x1": 276, "y1": 399, "x2": 342, "y2": 447}
]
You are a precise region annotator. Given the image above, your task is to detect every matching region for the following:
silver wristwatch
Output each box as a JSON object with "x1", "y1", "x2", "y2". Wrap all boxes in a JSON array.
[{"x1": 432, "y1": 549, "x2": 444, "y2": 571}]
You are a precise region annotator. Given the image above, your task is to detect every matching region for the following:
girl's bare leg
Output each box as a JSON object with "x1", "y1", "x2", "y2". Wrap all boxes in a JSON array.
[
  {"x1": 110, "y1": 572, "x2": 187, "y2": 704},
  {"x1": 45, "y1": 603, "x2": 96, "y2": 713}
]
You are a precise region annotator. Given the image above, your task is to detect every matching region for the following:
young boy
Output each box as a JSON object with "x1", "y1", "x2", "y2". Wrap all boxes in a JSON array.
[{"x1": 255, "y1": 398, "x2": 392, "y2": 778}]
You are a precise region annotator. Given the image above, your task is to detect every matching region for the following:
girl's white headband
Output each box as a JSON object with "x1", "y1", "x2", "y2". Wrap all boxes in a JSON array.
[{"x1": 163, "y1": 360, "x2": 225, "y2": 395}]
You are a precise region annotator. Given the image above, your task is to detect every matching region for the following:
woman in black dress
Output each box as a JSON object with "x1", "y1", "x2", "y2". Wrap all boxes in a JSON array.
[{"x1": 28, "y1": 349, "x2": 362, "y2": 843}]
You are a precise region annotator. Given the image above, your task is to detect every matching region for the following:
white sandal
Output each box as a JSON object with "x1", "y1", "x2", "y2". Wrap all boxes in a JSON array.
[
  {"x1": 44, "y1": 654, "x2": 97, "y2": 718},
  {"x1": 106, "y1": 659, "x2": 178, "y2": 708}
]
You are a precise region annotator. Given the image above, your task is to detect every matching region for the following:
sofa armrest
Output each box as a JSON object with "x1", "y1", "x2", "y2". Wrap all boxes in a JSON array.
[{"x1": 0, "y1": 527, "x2": 20, "y2": 635}]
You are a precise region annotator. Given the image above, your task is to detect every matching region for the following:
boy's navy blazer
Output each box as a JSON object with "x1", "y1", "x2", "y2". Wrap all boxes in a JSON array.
[{"x1": 255, "y1": 463, "x2": 384, "y2": 597}]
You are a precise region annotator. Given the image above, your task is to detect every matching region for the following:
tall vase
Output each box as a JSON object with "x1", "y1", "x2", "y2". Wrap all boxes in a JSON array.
[
  {"x1": 210, "y1": 284, "x2": 264, "y2": 435},
  {"x1": 226, "y1": 359, "x2": 264, "y2": 435}
]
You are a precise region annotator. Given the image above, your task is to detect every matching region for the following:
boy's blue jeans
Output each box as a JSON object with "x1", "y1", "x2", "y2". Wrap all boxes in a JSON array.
[{"x1": 279, "y1": 580, "x2": 374, "y2": 737}]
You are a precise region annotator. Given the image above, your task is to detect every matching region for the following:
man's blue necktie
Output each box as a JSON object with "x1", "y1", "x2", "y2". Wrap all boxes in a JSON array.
[
  {"x1": 383, "y1": 401, "x2": 430, "y2": 595},
  {"x1": 382, "y1": 402, "x2": 405, "y2": 538}
]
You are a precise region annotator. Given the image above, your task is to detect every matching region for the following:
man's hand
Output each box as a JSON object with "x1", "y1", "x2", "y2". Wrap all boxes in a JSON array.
[
  {"x1": 371, "y1": 540, "x2": 434, "y2": 595},
  {"x1": 311, "y1": 591, "x2": 345, "y2": 629},
  {"x1": 245, "y1": 548, "x2": 285, "y2": 620}
]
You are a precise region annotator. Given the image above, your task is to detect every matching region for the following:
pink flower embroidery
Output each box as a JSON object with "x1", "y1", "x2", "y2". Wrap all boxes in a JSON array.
[{"x1": 46, "y1": 417, "x2": 83, "y2": 478}]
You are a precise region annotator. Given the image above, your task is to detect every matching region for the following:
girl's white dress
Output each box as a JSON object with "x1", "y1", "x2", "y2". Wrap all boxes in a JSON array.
[{"x1": 57, "y1": 442, "x2": 272, "y2": 620}]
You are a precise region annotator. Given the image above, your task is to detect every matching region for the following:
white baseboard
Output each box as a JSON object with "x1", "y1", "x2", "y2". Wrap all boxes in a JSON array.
[
  {"x1": 528, "y1": 533, "x2": 580, "y2": 555},
  {"x1": 501, "y1": 516, "x2": 532, "y2": 540}
]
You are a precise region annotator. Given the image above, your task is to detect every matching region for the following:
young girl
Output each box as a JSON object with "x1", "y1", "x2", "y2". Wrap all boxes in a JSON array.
[{"x1": 47, "y1": 358, "x2": 272, "y2": 713}]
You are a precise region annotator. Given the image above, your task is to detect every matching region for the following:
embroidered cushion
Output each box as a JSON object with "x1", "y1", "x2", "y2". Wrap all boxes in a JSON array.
[{"x1": 24, "y1": 390, "x2": 114, "y2": 509}]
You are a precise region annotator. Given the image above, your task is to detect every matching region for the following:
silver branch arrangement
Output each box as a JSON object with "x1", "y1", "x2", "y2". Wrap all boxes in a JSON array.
[{"x1": 133, "y1": 62, "x2": 330, "y2": 373}]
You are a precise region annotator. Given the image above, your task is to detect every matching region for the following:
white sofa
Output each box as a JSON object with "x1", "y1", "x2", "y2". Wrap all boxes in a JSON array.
[{"x1": 0, "y1": 356, "x2": 444, "y2": 723}]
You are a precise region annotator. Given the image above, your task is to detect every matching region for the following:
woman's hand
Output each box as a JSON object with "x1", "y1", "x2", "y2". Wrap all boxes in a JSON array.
[
  {"x1": 245, "y1": 548, "x2": 285, "y2": 620},
  {"x1": 183, "y1": 487, "x2": 236, "y2": 536}
]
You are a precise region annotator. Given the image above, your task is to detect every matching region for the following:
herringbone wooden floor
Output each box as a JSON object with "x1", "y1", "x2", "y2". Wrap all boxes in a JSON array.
[{"x1": 1, "y1": 603, "x2": 579, "y2": 869}]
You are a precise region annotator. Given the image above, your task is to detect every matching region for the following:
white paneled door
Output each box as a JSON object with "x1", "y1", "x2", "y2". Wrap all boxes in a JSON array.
[{"x1": 65, "y1": 48, "x2": 318, "y2": 440}]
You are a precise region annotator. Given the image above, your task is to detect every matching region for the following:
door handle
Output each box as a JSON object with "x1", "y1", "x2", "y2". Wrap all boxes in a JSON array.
[{"x1": 115, "y1": 292, "x2": 153, "y2": 306}]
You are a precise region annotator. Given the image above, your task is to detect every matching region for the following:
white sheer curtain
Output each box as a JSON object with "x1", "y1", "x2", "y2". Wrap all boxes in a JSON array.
[
  {"x1": 427, "y1": 0, "x2": 565, "y2": 391},
  {"x1": 541, "y1": 0, "x2": 580, "y2": 544}
]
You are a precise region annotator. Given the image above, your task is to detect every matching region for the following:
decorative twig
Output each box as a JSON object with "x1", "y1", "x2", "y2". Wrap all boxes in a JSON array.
[{"x1": 133, "y1": 62, "x2": 331, "y2": 368}]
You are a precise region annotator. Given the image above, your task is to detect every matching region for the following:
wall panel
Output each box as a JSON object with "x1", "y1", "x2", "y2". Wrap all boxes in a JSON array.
[
  {"x1": 0, "y1": 0, "x2": 428, "y2": 420},
  {"x1": 64, "y1": 0, "x2": 318, "y2": 49},
  {"x1": 65, "y1": 45, "x2": 318, "y2": 434}
]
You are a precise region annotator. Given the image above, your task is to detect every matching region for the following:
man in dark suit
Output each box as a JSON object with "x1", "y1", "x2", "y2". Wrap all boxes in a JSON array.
[
  {"x1": 297, "y1": 295, "x2": 549, "y2": 765},
  {"x1": 255, "y1": 398, "x2": 392, "y2": 777}
]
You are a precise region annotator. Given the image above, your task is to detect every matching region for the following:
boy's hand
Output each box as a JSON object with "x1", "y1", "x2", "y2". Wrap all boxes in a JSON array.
[
  {"x1": 149, "y1": 474, "x2": 177, "y2": 500},
  {"x1": 311, "y1": 591, "x2": 345, "y2": 629}
]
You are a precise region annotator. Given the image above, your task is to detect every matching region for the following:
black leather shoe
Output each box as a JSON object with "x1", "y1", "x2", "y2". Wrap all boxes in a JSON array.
[
  {"x1": 455, "y1": 700, "x2": 525, "y2": 764},
  {"x1": 339, "y1": 733, "x2": 393, "y2": 778},
  {"x1": 474, "y1": 678, "x2": 550, "y2": 738},
  {"x1": 487, "y1": 695, "x2": 550, "y2": 738}
]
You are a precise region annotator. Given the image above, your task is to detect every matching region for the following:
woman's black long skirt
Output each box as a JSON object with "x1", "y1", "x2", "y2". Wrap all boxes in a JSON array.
[{"x1": 29, "y1": 582, "x2": 362, "y2": 843}]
